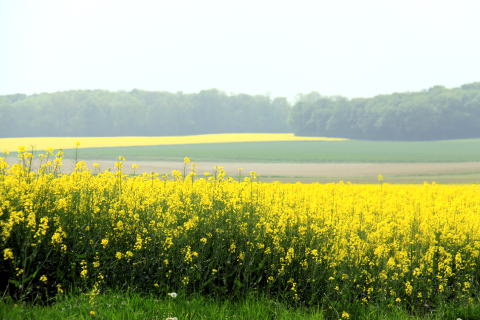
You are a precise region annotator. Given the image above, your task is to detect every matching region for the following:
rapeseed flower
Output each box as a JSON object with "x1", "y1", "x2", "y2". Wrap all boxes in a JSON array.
[
  {"x1": 1, "y1": 150, "x2": 479, "y2": 314},
  {"x1": 3, "y1": 248, "x2": 13, "y2": 260}
]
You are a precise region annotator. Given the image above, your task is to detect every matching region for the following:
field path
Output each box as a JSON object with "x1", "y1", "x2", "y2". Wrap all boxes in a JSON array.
[{"x1": 60, "y1": 160, "x2": 480, "y2": 183}]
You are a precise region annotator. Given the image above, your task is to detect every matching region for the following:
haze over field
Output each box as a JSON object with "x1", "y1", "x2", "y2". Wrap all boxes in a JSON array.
[
  {"x1": 1, "y1": 0, "x2": 480, "y2": 179},
  {"x1": 1, "y1": 0, "x2": 480, "y2": 99}
]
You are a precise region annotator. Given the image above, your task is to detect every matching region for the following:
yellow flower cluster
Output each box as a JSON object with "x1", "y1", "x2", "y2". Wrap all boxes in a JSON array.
[{"x1": 0, "y1": 151, "x2": 479, "y2": 313}]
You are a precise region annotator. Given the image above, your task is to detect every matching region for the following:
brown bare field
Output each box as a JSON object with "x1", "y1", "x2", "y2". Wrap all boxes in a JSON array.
[{"x1": 55, "y1": 159, "x2": 480, "y2": 184}]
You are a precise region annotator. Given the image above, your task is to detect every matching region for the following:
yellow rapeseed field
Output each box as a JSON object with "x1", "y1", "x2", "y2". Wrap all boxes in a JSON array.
[
  {"x1": 1, "y1": 150, "x2": 479, "y2": 316},
  {"x1": 0, "y1": 133, "x2": 347, "y2": 152}
]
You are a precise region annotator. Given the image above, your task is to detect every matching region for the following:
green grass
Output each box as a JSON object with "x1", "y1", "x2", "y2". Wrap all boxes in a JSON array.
[
  {"x1": 2, "y1": 292, "x2": 479, "y2": 320},
  {"x1": 58, "y1": 139, "x2": 480, "y2": 162},
  {"x1": 0, "y1": 293, "x2": 323, "y2": 320}
]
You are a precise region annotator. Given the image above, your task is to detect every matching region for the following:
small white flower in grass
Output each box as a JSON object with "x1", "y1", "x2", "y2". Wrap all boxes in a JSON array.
[
  {"x1": 167, "y1": 292, "x2": 177, "y2": 298},
  {"x1": 166, "y1": 318, "x2": 177, "y2": 320}
]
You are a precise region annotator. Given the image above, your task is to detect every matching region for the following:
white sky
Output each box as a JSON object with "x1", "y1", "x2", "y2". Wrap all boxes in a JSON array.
[{"x1": 1, "y1": 0, "x2": 480, "y2": 100}]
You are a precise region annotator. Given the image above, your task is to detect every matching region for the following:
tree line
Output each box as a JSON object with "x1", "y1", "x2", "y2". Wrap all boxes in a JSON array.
[
  {"x1": 289, "y1": 83, "x2": 480, "y2": 140},
  {"x1": 0, "y1": 89, "x2": 290, "y2": 137},
  {"x1": 1, "y1": 83, "x2": 480, "y2": 140}
]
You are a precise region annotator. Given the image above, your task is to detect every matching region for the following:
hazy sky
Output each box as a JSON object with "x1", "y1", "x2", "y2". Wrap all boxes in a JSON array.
[{"x1": 1, "y1": 0, "x2": 480, "y2": 100}]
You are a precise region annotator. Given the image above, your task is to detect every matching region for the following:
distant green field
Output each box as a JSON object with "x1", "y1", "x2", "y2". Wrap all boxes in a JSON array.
[{"x1": 59, "y1": 139, "x2": 480, "y2": 162}]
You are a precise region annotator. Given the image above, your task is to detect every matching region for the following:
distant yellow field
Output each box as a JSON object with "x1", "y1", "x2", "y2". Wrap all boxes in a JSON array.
[{"x1": 0, "y1": 133, "x2": 347, "y2": 152}]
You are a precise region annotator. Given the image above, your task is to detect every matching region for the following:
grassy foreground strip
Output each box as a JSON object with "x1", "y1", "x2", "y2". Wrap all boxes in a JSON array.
[{"x1": 1, "y1": 292, "x2": 479, "y2": 320}]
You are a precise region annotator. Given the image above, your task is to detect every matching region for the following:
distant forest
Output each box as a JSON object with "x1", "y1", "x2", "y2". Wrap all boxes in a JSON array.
[
  {"x1": 0, "y1": 89, "x2": 290, "y2": 137},
  {"x1": 290, "y1": 83, "x2": 480, "y2": 140},
  {"x1": 1, "y1": 83, "x2": 480, "y2": 140}
]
